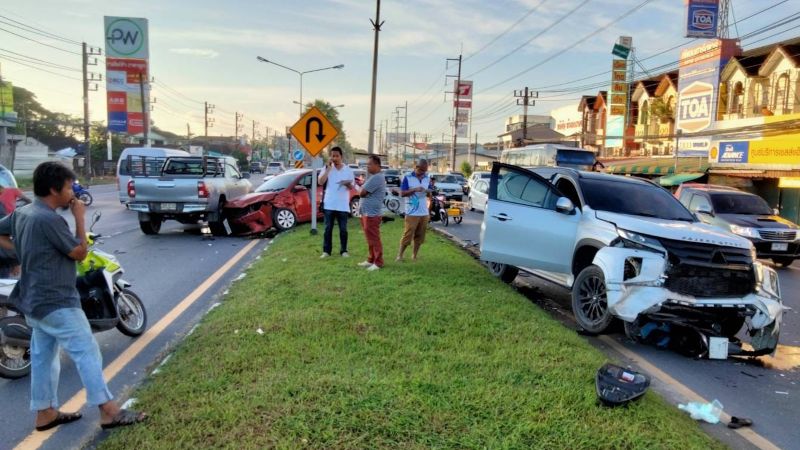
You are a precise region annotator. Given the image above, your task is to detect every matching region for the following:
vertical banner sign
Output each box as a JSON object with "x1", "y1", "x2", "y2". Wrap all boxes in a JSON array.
[
  {"x1": 0, "y1": 80, "x2": 14, "y2": 120},
  {"x1": 685, "y1": 0, "x2": 720, "y2": 38},
  {"x1": 454, "y1": 80, "x2": 472, "y2": 138},
  {"x1": 676, "y1": 39, "x2": 739, "y2": 157},
  {"x1": 104, "y1": 17, "x2": 149, "y2": 135},
  {"x1": 606, "y1": 58, "x2": 628, "y2": 148}
]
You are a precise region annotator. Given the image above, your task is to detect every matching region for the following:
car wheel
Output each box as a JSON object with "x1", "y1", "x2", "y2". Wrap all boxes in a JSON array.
[
  {"x1": 487, "y1": 262, "x2": 518, "y2": 284},
  {"x1": 273, "y1": 208, "x2": 297, "y2": 231},
  {"x1": 350, "y1": 197, "x2": 361, "y2": 217},
  {"x1": 0, "y1": 316, "x2": 31, "y2": 379},
  {"x1": 209, "y1": 201, "x2": 228, "y2": 236},
  {"x1": 139, "y1": 214, "x2": 162, "y2": 235},
  {"x1": 468, "y1": 197, "x2": 474, "y2": 211},
  {"x1": 772, "y1": 257, "x2": 795, "y2": 268},
  {"x1": 572, "y1": 265, "x2": 613, "y2": 334}
]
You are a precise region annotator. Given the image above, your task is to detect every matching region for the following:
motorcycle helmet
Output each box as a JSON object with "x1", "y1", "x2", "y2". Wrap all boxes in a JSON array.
[{"x1": 595, "y1": 363, "x2": 650, "y2": 407}]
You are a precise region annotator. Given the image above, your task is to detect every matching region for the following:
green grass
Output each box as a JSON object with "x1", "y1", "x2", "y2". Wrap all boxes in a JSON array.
[{"x1": 99, "y1": 221, "x2": 724, "y2": 450}]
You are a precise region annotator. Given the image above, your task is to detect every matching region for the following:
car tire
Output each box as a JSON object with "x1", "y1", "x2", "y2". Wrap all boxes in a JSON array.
[
  {"x1": 772, "y1": 257, "x2": 794, "y2": 268},
  {"x1": 139, "y1": 214, "x2": 162, "y2": 235},
  {"x1": 350, "y1": 197, "x2": 361, "y2": 218},
  {"x1": 209, "y1": 201, "x2": 228, "y2": 236},
  {"x1": 487, "y1": 262, "x2": 518, "y2": 284},
  {"x1": 572, "y1": 264, "x2": 613, "y2": 334},
  {"x1": 273, "y1": 208, "x2": 297, "y2": 231}
]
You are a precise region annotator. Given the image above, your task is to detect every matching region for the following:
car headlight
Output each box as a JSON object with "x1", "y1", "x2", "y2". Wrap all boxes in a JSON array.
[
  {"x1": 617, "y1": 229, "x2": 665, "y2": 253},
  {"x1": 754, "y1": 262, "x2": 781, "y2": 300},
  {"x1": 730, "y1": 225, "x2": 759, "y2": 238}
]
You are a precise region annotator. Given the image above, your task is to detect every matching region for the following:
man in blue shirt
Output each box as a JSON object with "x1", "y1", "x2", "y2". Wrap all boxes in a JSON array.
[
  {"x1": 396, "y1": 159, "x2": 431, "y2": 262},
  {"x1": 0, "y1": 162, "x2": 146, "y2": 432}
]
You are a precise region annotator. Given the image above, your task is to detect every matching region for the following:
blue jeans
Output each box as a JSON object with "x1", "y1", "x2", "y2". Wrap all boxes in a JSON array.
[
  {"x1": 25, "y1": 308, "x2": 113, "y2": 411},
  {"x1": 323, "y1": 209, "x2": 349, "y2": 255}
]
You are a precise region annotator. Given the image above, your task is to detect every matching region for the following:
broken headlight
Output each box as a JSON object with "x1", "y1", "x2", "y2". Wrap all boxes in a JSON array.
[
  {"x1": 616, "y1": 229, "x2": 665, "y2": 254},
  {"x1": 754, "y1": 262, "x2": 781, "y2": 300}
]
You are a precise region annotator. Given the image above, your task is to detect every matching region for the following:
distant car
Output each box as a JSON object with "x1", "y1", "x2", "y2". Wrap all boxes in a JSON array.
[
  {"x1": 383, "y1": 169, "x2": 401, "y2": 186},
  {"x1": 265, "y1": 162, "x2": 286, "y2": 176},
  {"x1": 467, "y1": 178, "x2": 489, "y2": 212},
  {"x1": 0, "y1": 164, "x2": 18, "y2": 188},
  {"x1": 430, "y1": 173, "x2": 464, "y2": 201},
  {"x1": 449, "y1": 173, "x2": 468, "y2": 192},
  {"x1": 225, "y1": 169, "x2": 361, "y2": 235},
  {"x1": 677, "y1": 184, "x2": 800, "y2": 267},
  {"x1": 250, "y1": 161, "x2": 264, "y2": 173},
  {"x1": 466, "y1": 171, "x2": 491, "y2": 194}
]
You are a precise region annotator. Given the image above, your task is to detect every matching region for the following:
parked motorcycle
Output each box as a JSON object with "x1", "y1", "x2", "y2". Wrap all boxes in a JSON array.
[
  {"x1": 0, "y1": 211, "x2": 147, "y2": 379},
  {"x1": 72, "y1": 180, "x2": 93, "y2": 206},
  {"x1": 428, "y1": 189, "x2": 448, "y2": 225}
]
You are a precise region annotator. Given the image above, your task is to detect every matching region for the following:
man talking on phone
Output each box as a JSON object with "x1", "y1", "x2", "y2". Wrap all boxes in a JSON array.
[{"x1": 317, "y1": 147, "x2": 355, "y2": 258}]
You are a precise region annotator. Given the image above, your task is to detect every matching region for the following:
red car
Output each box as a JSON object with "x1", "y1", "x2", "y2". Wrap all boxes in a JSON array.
[{"x1": 224, "y1": 169, "x2": 362, "y2": 235}]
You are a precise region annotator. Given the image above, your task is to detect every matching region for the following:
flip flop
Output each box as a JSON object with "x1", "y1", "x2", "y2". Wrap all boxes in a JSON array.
[
  {"x1": 101, "y1": 409, "x2": 148, "y2": 430},
  {"x1": 35, "y1": 411, "x2": 82, "y2": 432},
  {"x1": 727, "y1": 416, "x2": 754, "y2": 429}
]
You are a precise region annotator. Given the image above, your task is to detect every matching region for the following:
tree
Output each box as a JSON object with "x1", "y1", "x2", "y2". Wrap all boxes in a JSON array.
[
  {"x1": 460, "y1": 161, "x2": 473, "y2": 178},
  {"x1": 303, "y1": 99, "x2": 355, "y2": 161},
  {"x1": 12, "y1": 86, "x2": 81, "y2": 149},
  {"x1": 649, "y1": 98, "x2": 674, "y2": 123}
]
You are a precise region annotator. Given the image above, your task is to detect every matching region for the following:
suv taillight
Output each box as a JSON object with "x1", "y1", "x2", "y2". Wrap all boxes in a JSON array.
[
  {"x1": 127, "y1": 180, "x2": 135, "y2": 198},
  {"x1": 198, "y1": 181, "x2": 210, "y2": 198}
]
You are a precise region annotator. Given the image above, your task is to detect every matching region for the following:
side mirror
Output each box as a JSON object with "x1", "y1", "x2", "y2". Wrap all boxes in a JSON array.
[
  {"x1": 556, "y1": 197, "x2": 575, "y2": 214},
  {"x1": 90, "y1": 211, "x2": 101, "y2": 231},
  {"x1": 293, "y1": 185, "x2": 308, "y2": 192},
  {"x1": 695, "y1": 206, "x2": 714, "y2": 217}
]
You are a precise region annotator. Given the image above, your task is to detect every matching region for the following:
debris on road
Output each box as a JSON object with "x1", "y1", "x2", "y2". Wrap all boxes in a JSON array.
[
  {"x1": 595, "y1": 363, "x2": 650, "y2": 407},
  {"x1": 678, "y1": 399, "x2": 724, "y2": 424},
  {"x1": 727, "y1": 417, "x2": 753, "y2": 429},
  {"x1": 775, "y1": 391, "x2": 789, "y2": 395}
]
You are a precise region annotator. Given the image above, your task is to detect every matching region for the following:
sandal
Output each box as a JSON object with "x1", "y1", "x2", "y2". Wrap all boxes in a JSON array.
[
  {"x1": 101, "y1": 409, "x2": 148, "y2": 430},
  {"x1": 35, "y1": 411, "x2": 82, "y2": 432},
  {"x1": 727, "y1": 416, "x2": 754, "y2": 429}
]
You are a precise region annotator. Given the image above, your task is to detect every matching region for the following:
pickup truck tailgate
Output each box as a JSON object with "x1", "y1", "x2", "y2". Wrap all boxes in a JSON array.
[{"x1": 129, "y1": 176, "x2": 210, "y2": 214}]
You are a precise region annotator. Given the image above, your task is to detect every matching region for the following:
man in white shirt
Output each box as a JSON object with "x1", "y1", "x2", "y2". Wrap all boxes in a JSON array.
[{"x1": 317, "y1": 147, "x2": 355, "y2": 258}]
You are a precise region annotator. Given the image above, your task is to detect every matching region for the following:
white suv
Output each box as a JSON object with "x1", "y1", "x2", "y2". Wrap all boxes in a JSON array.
[
  {"x1": 480, "y1": 163, "x2": 783, "y2": 356},
  {"x1": 265, "y1": 162, "x2": 286, "y2": 176}
]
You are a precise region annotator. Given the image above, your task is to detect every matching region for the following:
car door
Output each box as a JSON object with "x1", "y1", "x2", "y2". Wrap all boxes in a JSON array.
[
  {"x1": 480, "y1": 163, "x2": 580, "y2": 274},
  {"x1": 472, "y1": 180, "x2": 489, "y2": 211},
  {"x1": 293, "y1": 173, "x2": 313, "y2": 222}
]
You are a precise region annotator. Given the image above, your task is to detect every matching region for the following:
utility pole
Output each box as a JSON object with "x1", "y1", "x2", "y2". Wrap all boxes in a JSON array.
[
  {"x1": 204, "y1": 102, "x2": 215, "y2": 142},
  {"x1": 82, "y1": 42, "x2": 101, "y2": 176},
  {"x1": 396, "y1": 103, "x2": 407, "y2": 164},
  {"x1": 235, "y1": 112, "x2": 243, "y2": 145},
  {"x1": 473, "y1": 132, "x2": 478, "y2": 167},
  {"x1": 377, "y1": 122, "x2": 383, "y2": 155},
  {"x1": 446, "y1": 54, "x2": 462, "y2": 170},
  {"x1": 367, "y1": 0, "x2": 384, "y2": 154},
  {"x1": 138, "y1": 76, "x2": 149, "y2": 146},
  {"x1": 186, "y1": 123, "x2": 192, "y2": 142},
  {"x1": 514, "y1": 87, "x2": 537, "y2": 145}
]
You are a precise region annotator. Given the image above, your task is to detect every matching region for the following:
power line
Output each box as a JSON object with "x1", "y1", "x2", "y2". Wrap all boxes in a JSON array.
[
  {"x1": 0, "y1": 15, "x2": 82, "y2": 46},
  {"x1": 464, "y1": 0, "x2": 548, "y2": 62},
  {"x1": 0, "y1": 26, "x2": 81, "y2": 55},
  {"x1": 152, "y1": 79, "x2": 205, "y2": 105},
  {"x1": 0, "y1": 55, "x2": 82, "y2": 81},
  {"x1": 467, "y1": 0, "x2": 592, "y2": 78},
  {"x1": 0, "y1": 48, "x2": 81, "y2": 72}
]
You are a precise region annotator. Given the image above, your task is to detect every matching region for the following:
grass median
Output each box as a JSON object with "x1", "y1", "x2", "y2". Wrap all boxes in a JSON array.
[{"x1": 100, "y1": 219, "x2": 722, "y2": 449}]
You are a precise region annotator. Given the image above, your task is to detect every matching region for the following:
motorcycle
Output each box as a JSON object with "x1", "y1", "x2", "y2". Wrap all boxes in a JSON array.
[
  {"x1": 0, "y1": 211, "x2": 147, "y2": 379},
  {"x1": 428, "y1": 189, "x2": 448, "y2": 225},
  {"x1": 72, "y1": 180, "x2": 93, "y2": 206}
]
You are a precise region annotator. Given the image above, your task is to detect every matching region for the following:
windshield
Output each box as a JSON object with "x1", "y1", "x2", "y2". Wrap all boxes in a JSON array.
[
  {"x1": 384, "y1": 170, "x2": 400, "y2": 175},
  {"x1": 556, "y1": 150, "x2": 596, "y2": 169},
  {"x1": 268, "y1": 163, "x2": 282, "y2": 167},
  {"x1": 433, "y1": 175, "x2": 458, "y2": 184},
  {"x1": 255, "y1": 172, "x2": 297, "y2": 192},
  {"x1": 581, "y1": 178, "x2": 695, "y2": 221},
  {"x1": 711, "y1": 193, "x2": 772, "y2": 215}
]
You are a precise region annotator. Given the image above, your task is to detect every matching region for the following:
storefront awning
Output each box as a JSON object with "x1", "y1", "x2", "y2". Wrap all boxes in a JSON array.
[
  {"x1": 658, "y1": 172, "x2": 706, "y2": 186},
  {"x1": 604, "y1": 157, "x2": 708, "y2": 176}
]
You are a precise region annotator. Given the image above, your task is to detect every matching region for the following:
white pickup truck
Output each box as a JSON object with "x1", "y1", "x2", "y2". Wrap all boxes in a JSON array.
[
  {"x1": 480, "y1": 163, "x2": 784, "y2": 357},
  {"x1": 125, "y1": 156, "x2": 252, "y2": 235}
]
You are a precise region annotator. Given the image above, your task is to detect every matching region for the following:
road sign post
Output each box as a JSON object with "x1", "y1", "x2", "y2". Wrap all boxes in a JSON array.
[{"x1": 290, "y1": 107, "x2": 340, "y2": 235}]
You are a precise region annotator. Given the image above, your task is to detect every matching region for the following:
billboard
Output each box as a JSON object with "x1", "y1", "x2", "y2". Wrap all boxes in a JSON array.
[
  {"x1": 104, "y1": 17, "x2": 149, "y2": 135},
  {"x1": 686, "y1": 0, "x2": 719, "y2": 38},
  {"x1": 605, "y1": 57, "x2": 628, "y2": 148},
  {"x1": 676, "y1": 39, "x2": 739, "y2": 157},
  {"x1": 454, "y1": 80, "x2": 473, "y2": 108},
  {"x1": 0, "y1": 80, "x2": 14, "y2": 120}
]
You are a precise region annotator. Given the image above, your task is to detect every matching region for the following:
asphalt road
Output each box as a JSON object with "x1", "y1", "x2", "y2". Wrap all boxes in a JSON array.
[
  {"x1": 1, "y1": 184, "x2": 267, "y2": 450},
  {"x1": 433, "y1": 209, "x2": 799, "y2": 450}
]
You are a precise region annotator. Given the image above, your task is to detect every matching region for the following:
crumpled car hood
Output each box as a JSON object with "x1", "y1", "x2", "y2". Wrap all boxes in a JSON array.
[
  {"x1": 595, "y1": 210, "x2": 751, "y2": 250},
  {"x1": 225, "y1": 191, "x2": 278, "y2": 208}
]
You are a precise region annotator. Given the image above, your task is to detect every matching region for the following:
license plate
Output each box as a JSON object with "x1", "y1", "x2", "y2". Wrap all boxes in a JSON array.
[
  {"x1": 772, "y1": 242, "x2": 789, "y2": 252},
  {"x1": 160, "y1": 203, "x2": 177, "y2": 211}
]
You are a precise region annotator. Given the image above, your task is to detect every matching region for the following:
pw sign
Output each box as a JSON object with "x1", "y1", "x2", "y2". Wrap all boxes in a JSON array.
[
  {"x1": 104, "y1": 17, "x2": 149, "y2": 59},
  {"x1": 678, "y1": 81, "x2": 714, "y2": 133}
]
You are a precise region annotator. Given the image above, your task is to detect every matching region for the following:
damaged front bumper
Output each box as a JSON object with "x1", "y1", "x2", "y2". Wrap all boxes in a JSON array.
[
  {"x1": 226, "y1": 204, "x2": 275, "y2": 235},
  {"x1": 593, "y1": 247, "x2": 785, "y2": 355}
]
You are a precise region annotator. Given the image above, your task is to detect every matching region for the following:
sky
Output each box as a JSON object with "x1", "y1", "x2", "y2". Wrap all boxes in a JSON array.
[{"x1": 1, "y1": 0, "x2": 798, "y2": 149}]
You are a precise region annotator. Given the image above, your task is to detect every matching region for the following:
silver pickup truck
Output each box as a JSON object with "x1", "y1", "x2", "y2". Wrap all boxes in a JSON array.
[{"x1": 125, "y1": 155, "x2": 252, "y2": 235}]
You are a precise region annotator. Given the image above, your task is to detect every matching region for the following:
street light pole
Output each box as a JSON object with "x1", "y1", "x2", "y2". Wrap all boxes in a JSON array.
[{"x1": 367, "y1": 0, "x2": 384, "y2": 154}]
